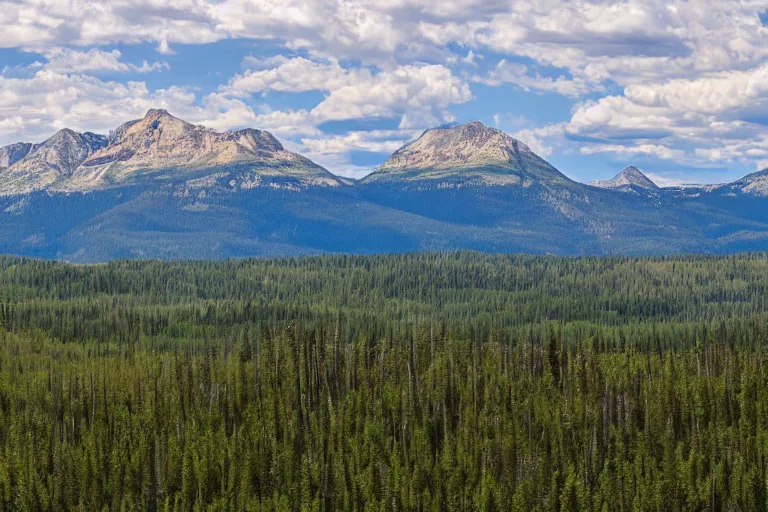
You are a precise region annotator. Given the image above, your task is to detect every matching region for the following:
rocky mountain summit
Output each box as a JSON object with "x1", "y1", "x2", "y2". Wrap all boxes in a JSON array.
[
  {"x1": 0, "y1": 129, "x2": 107, "y2": 195},
  {"x1": 73, "y1": 109, "x2": 339, "y2": 190},
  {"x1": 0, "y1": 110, "x2": 341, "y2": 196},
  {"x1": 591, "y1": 166, "x2": 659, "y2": 191},
  {"x1": 363, "y1": 121, "x2": 569, "y2": 187}
]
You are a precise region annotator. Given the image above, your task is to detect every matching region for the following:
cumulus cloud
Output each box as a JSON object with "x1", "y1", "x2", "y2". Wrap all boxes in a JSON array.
[
  {"x1": 2, "y1": 0, "x2": 768, "y2": 173},
  {"x1": 568, "y1": 96, "x2": 676, "y2": 141},
  {"x1": 0, "y1": 0, "x2": 221, "y2": 49},
  {"x1": 623, "y1": 64, "x2": 768, "y2": 115},
  {"x1": 4, "y1": 0, "x2": 760, "y2": 81},
  {"x1": 0, "y1": 70, "x2": 258, "y2": 145},
  {"x1": 579, "y1": 143, "x2": 684, "y2": 161},
  {"x1": 300, "y1": 129, "x2": 416, "y2": 157},
  {"x1": 226, "y1": 57, "x2": 365, "y2": 95},
  {"x1": 293, "y1": 129, "x2": 420, "y2": 178},
  {"x1": 311, "y1": 64, "x2": 472, "y2": 124},
  {"x1": 155, "y1": 40, "x2": 177, "y2": 55},
  {"x1": 36, "y1": 48, "x2": 168, "y2": 74},
  {"x1": 565, "y1": 60, "x2": 768, "y2": 169},
  {"x1": 224, "y1": 56, "x2": 472, "y2": 128},
  {"x1": 510, "y1": 123, "x2": 567, "y2": 158},
  {"x1": 473, "y1": 59, "x2": 599, "y2": 98}
]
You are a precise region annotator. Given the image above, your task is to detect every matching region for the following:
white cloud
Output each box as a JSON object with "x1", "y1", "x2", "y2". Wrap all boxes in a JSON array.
[
  {"x1": 510, "y1": 123, "x2": 566, "y2": 158},
  {"x1": 3, "y1": 1, "x2": 765, "y2": 94},
  {"x1": 294, "y1": 129, "x2": 419, "y2": 178},
  {"x1": 643, "y1": 172, "x2": 693, "y2": 188},
  {"x1": 224, "y1": 56, "x2": 472, "y2": 129},
  {"x1": 2, "y1": 0, "x2": 765, "y2": 83},
  {"x1": 564, "y1": 59, "x2": 768, "y2": 168},
  {"x1": 38, "y1": 48, "x2": 168, "y2": 74},
  {"x1": 473, "y1": 59, "x2": 599, "y2": 98},
  {"x1": 623, "y1": 64, "x2": 768, "y2": 115},
  {"x1": 0, "y1": 0, "x2": 221, "y2": 49},
  {"x1": 244, "y1": 108, "x2": 320, "y2": 138},
  {"x1": 310, "y1": 64, "x2": 472, "y2": 124},
  {"x1": 155, "y1": 40, "x2": 177, "y2": 55},
  {"x1": 0, "y1": 70, "x2": 258, "y2": 145},
  {"x1": 300, "y1": 129, "x2": 415, "y2": 156},
  {"x1": 226, "y1": 57, "x2": 366, "y2": 95},
  {"x1": 2, "y1": 0, "x2": 768, "y2": 174},
  {"x1": 579, "y1": 143, "x2": 684, "y2": 161},
  {"x1": 568, "y1": 96, "x2": 676, "y2": 141}
]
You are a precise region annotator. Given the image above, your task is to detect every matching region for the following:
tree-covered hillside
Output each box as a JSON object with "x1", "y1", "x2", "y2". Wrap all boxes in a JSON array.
[{"x1": 2, "y1": 252, "x2": 768, "y2": 510}]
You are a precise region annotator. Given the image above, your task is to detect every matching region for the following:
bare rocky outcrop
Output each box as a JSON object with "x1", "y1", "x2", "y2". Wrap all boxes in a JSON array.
[
  {"x1": 0, "y1": 142, "x2": 33, "y2": 168},
  {"x1": 0, "y1": 130, "x2": 107, "y2": 194}
]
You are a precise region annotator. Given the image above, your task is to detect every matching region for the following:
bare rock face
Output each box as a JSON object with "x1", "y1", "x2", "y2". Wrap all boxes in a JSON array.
[
  {"x1": 380, "y1": 121, "x2": 530, "y2": 170},
  {"x1": 0, "y1": 142, "x2": 33, "y2": 168},
  {"x1": 364, "y1": 121, "x2": 568, "y2": 186},
  {"x1": 0, "y1": 130, "x2": 107, "y2": 194},
  {"x1": 71, "y1": 109, "x2": 339, "y2": 190},
  {"x1": 0, "y1": 109, "x2": 341, "y2": 195},
  {"x1": 591, "y1": 166, "x2": 659, "y2": 191}
]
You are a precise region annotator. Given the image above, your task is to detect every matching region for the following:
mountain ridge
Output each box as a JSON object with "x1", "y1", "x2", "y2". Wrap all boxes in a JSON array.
[
  {"x1": 2, "y1": 112, "x2": 768, "y2": 261},
  {"x1": 722, "y1": 167, "x2": 768, "y2": 196},
  {"x1": 2, "y1": 113, "x2": 763, "y2": 193},
  {"x1": 0, "y1": 109, "x2": 342, "y2": 196},
  {"x1": 0, "y1": 129, "x2": 108, "y2": 195}
]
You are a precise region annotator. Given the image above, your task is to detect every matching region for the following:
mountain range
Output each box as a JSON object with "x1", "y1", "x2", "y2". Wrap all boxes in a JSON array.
[{"x1": 2, "y1": 110, "x2": 768, "y2": 262}]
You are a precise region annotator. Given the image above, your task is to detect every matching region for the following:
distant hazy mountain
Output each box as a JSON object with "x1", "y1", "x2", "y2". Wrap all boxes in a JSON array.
[
  {"x1": 2, "y1": 113, "x2": 768, "y2": 261},
  {"x1": 591, "y1": 166, "x2": 659, "y2": 192}
]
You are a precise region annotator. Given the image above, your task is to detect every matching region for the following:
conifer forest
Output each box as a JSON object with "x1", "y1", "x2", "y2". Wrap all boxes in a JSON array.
[{"x1": 2, "y1": 252, "x2": 768, "y2": 511}]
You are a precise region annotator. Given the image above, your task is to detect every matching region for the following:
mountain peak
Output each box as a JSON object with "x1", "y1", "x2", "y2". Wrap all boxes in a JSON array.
[
  {"x1": 139, "y1": 108, "x2": 193, "y2": 128},
  {"x1": 591, "y1": 166, "x2": 659, "y2": 191},
  {"x1": 29, "y1": 129, "x2": 107, "y2": 172},
  {"x1": 67, "y1": 110, "x2": 339, "y2": 190},
  {"x1": 378, "y1": 120, "x2": 530, "y2": 172},
  {"x1": 44, "y1": 128, "x2": 84, "y2": 147},
  {"x1": 144, "y1": 108, "x2": 172, "y2": 119},
  {"x1": 0, "y1": 128, "x2": 107, "y2": 194},
  {"x1": 55, "y1": 127, "x2": 77, "y2": 137},
  {"x1": 363, "y1": 120, "x2": 567, "y2": 186},
  {"x1": 0, "y1": 111, "x2": 341, "y2": 195}
]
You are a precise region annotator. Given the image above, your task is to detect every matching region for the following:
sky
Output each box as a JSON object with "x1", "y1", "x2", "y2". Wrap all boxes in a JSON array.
[{"x1": 1, "y1": 1, "x2": 768, "y2": 185}]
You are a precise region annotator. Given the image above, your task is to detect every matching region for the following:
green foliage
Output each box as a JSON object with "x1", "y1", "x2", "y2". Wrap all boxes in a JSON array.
[{"x1": 1, "y1": 252, "x2": 768, "y2": 510}]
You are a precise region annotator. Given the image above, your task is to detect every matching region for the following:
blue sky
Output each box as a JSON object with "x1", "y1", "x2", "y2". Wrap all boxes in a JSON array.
[{"x1": 1, "y1": 1, "x2": 767, "y2": 185}]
